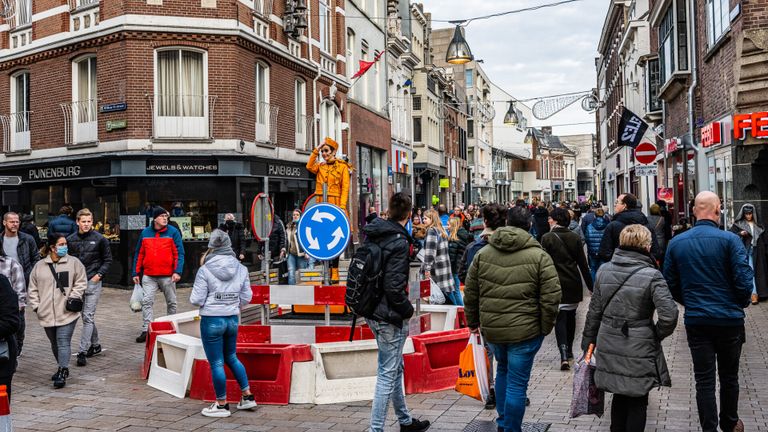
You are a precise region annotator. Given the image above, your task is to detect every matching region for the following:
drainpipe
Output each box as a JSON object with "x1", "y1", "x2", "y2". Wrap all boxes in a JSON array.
[{"x1": 686, "y1": 0, "x2": 699, "y2": 217}]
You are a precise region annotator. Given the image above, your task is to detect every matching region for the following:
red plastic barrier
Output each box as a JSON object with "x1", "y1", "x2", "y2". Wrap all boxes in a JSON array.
[
  {"x1": 455, "y1": 307, "x2": 468, "y2": 329},
  {"x1": 237, "y1": 325, "x2": 271, "y2": 344},
  {"x1": 141, "y1": 321, "x2": 176, "y2": 379},
  {"x1": 249, "y1": 285, "x2": 270, "y2": 304},
  {"x1": 313, "y1": 285, "x2": 347, "y2": 305},
  {"x1": 189, "y1": 344, "x2": 313, "y2": 405},
  {"x1": 0, "y1": 385, "x2": 9, "y2": 415},
  {"x1": 403, "y1": 328, "x2": 470, "y2": 394}
]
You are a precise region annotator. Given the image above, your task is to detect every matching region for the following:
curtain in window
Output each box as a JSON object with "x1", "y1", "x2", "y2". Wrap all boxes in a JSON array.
[
  {"x1": 77, "y1": 59, "x2": 97, "y2": 122},
  {"x1": 181, "y1": 51, "x2": 204, "y2": 117},
  {"x1": 14, "y1": 73, "x2": 29, "y2": 132},
  {"x1": 157, "y1": 51, "x2": 179, "y2": 116}
]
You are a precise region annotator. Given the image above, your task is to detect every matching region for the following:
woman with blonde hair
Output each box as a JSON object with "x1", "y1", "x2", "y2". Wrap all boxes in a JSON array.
[
  {"x1": 447, "y1": 217, "x2": 472, "y2": 306},
  {"x1": 582, "y1": 224, "x2": 678, "y2": 432},
  {"x1": 420, "y1": 209, "x2": 455, "y2": 304}
]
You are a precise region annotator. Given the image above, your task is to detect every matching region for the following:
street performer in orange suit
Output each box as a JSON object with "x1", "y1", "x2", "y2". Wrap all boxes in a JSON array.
[{"x1": 306, "y1": 137, "x2": 351, "y2": 283}]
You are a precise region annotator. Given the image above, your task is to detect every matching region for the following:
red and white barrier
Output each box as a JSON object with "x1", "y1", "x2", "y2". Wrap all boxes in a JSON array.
[
  {"x1": 238, "y1": 324, "x2": 375, "y2": 344},
  {"x1": 250, "y1": 284, "x2": 347, "y2": 306}
]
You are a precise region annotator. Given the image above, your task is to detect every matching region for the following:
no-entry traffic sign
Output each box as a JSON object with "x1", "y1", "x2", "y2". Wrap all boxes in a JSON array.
[{"x1": 634, "y1": 142, "x2": 657, "y2": 165}]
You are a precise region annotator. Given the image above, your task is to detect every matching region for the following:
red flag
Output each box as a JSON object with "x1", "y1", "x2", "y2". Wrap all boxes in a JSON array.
[{"x1": 351, "y1": 51, "x2": 384, "y2": 79}]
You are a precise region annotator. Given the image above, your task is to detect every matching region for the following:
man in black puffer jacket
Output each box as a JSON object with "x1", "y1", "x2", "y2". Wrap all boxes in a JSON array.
[
  {"x1": 66, "y1": 209, "x2": 112, "y2": 367},
  {"x1": 363, "y1": 192, "x2": 430, "y2": 432},
  {"x1": 599, "y1": 193, "x2": 661, "y2": 262},
  {"x1": 0, "y1": 274, "x2": 20, "y2": 400}
]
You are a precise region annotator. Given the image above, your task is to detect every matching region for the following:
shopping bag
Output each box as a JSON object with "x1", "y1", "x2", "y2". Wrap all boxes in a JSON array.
[
  {"x1": 428, "y1": 279, "x2": 446, "y2": 304},
  {"x1": 569, "y1": 344, "x2": 605, "y2": 418},
  {"x1": 455, "y1": 333, "x2": 491, "y2": 402},
  {"x1": 130, "y1": 283, "x2": 143, "y2": 313}
]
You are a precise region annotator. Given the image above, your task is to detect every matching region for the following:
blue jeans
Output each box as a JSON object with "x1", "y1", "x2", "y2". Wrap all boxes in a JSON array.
[
  {"x1": 448, "y1": 275, "x2": 465, "y2": 306},
  {"x1": 749, "y1": 254, "x2": 757, "y2": 295},
  {"x1": 366, "y1": 318, "x2": 413, "y2": 432},
  {"x1": 200, "y1": 315, "x2": 250, "y2": 401},
  {"x1": 287, "y1": 253, "x2": 309, "y2": 285},
  {"x1": 489, "y1": 336, "x2": 545, "y2": 432},
  {"x1": 588, "y1": 254, "x2": 603, "y2": 282}
]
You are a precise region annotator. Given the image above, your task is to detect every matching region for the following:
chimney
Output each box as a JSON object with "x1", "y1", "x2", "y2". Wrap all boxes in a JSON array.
[{"x1": 541, "y1": 126, "x2": 552, "y2": 135}]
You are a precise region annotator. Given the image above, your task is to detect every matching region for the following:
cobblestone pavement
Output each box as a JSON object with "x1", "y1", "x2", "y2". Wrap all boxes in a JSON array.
[{"x1": 8, "y1": 287, "x2": 768, "y2": 432}]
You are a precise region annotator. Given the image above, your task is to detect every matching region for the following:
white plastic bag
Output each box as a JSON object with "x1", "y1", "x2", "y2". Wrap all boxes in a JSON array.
[
  {"x1": 428, "y1": 279, "x2": 446, "y2": 304},
  {"x1": 455, "y1": 332, "x2": 491, "y2": 402},
  {"x1": 130, "y1": 283, "x2": 143, "y2": 312}
]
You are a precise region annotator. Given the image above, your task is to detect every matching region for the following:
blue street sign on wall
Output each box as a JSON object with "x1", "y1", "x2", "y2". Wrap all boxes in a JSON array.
[{"x1": 297, "y1": 203, "x2": 351, "y2": 261}]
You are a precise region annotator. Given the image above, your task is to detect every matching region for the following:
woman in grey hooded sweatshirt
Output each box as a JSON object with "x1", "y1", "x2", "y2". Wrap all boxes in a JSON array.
[
  {"x1": 190, "y1": 229, "x2": 255, "y2": 418},
  {"x1": 729, "y1": 203, "x2": 764, "y2": 304}
]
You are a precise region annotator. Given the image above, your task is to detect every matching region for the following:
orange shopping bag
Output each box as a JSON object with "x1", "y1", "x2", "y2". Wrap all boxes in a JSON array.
[{"x1": 455, "y1": 332, "x2": 491, "y2": 402}]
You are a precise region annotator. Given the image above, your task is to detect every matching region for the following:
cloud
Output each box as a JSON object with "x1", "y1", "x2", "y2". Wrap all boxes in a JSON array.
[{"x1": 419, "y1": 0, "x2": 609, "y2": 135}]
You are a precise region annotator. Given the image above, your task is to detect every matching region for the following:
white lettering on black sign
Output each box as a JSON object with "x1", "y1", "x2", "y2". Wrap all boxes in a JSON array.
[
  {"x1": 28, "y1": 166, "x2": 81, "y2": 180},
  {"x1": 147, "y1": 164, "x2": 218, "y2": 172},
  {"x1": 268, "y1": 164, "x2": 302, "y2": 177}
]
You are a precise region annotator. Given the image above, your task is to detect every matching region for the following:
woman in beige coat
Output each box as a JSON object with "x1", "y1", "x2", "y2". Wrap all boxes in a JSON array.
[{"x1": 28, "y1": 232, "x2": 87, "y2": 389}]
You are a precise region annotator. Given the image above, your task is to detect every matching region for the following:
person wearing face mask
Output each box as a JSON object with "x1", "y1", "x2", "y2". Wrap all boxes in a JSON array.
[
  {"x1": 730, "y1": 204, "x2": 765, "y2": 304},
  {"x1": 27, "y1": 232, "x2": 87, "y2": 389},
  {"x1": 306, "y1": 137, "x2": 351, "y2": 283},
  {"x1": 285, "y1": 209, "x2": 308, "y2": 285},
  {"x1": 219, "y1": 214, "x2": 246, "y2": 262}
]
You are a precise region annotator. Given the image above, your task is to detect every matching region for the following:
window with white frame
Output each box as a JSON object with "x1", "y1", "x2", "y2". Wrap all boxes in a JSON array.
[
  {"x1": 72, "y1": 56, "x2": 98, "y2": 143},
  {"x1": 360, "y1": 41, "x2": 369, "y2": 105},
  {"x1": 657, "y1": 0, "x2": 689, "y2": 87},
  {"x1": 295, "y1": 79, "x2": 308, "y2": 150},
  {"x1": 646, "y1": 58, "x2": 662, "y2": 112},
  {"x1": 255, "y1": 61, "x2": 271, "y2": 142},
  {"x1": 346, "y1": 29, "x2": 355, "y2": 96},
  {"x1": 706, "y1": 0, "x2": 730, "y2": 48},
  {"x1": 154, "y1": 49, "x2": 208, "y2": 138},
  {"x1": 319, "y1": 100, "x2": 341, "y2": 150},
  {"x1": 14, "y1": 0, "x2": 32, "y2": 27},
  {"x1": 319, "y1": 0, "x2": 332, "y2": 54},
  {"x1": 10, "y1": 71, "x2": 30, "y2": 151}
]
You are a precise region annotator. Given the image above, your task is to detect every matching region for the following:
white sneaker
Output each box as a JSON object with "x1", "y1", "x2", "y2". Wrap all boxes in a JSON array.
[
  {"x1": 201, "y1": 402, "x2": 231, "y2": 418},
  {"x1": 237, "y1": 395, "x2": 257, "y2": 410}
]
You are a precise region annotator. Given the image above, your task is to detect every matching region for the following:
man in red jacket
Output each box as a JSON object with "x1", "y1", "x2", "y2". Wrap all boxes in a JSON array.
[{"x1": 132, "y1": 207, "x2": 185, "y2": 343}]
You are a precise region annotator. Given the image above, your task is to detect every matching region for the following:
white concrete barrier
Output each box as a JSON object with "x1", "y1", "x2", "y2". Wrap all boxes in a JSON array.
[
  {"x1": 419, "y1": 304, "x2": 460, "y2": 332},
  {"x1": 147, "y1": 333, "x2": 206, "y2": 398},
  {"x1": 155, "y1": 310, "x2": 201, "y2": 338}
]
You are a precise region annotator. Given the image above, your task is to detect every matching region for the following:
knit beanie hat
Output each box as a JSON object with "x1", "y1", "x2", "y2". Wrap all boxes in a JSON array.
[
  {"x1": 152, "y1": 206, "x2": 169, "y2": 220},
  {"x1": 208, "y1": 229, "x2": 232, "y2": 250}
]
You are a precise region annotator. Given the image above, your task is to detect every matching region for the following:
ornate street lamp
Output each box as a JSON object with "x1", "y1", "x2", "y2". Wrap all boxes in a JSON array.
[
  {"x1": 503, "y1": 101, "x2": 519, "y2": 126},
  {"x1": 445, "y1": 24, "x2": 473, "y2": 65}
]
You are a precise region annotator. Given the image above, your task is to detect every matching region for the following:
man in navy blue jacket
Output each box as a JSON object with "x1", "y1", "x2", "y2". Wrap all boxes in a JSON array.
[{"x1": 664, "y1": 191, "x2": 753, "y2": 432}]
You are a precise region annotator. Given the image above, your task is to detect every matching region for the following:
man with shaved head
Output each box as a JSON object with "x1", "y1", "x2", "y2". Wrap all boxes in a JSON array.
[{"x1": 663, "y1": 191, "x2": 753, "y2": 432}]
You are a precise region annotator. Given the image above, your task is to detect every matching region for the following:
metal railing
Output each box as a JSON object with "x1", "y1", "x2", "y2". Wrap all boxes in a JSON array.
[
  {"x1": 255, "y1": 101, "x2": 279, "y2": 144},
  {"x1": 60, "y1": 100, "x2": 98, "y2": 146},
  {"x1": 67, "y1": 0, "x2": 99, "y2": 10},
  {"x1": 0, "y1": 111, "x2": 31, "y2": 152},
  {"x1": 295, "y1": 114, "x2": 313, "y2": 151},
  {"x1": 147, "y1": 94, "x2": 217, "y2": 139}
]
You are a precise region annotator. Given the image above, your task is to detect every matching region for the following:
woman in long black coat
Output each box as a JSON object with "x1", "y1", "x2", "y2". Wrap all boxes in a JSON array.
[{"x1": 0, "y1": 274, "x2": 21, "y2": 400}]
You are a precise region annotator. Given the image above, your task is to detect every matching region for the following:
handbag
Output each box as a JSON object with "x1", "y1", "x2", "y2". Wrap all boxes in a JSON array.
[{"x1": 48, "y1": 263, "x2": 83, "y2": 313}]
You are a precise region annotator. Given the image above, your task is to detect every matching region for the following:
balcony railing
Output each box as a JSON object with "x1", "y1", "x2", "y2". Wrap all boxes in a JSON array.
[
  {"x1": 295, "y1": 114, "x2": 313, "y2": 152},
  {"x1": 60, "y1": 100, "x2": 98, "y2": 146},
  {"x1": 68, "y1": 0, "x2": 100, "y2": 33},
  {"x1": 147, "y1": 94, "x2": 217, "y2": 140},
  {"x1": 68, "y1": 0, "x2": 99, "y2": 11},
  {"x1": 320, "y1": 53, "x2": 335, "y2": 74},
  {"x1": 0, "y1": 111, "x2": 31, "y2": 152},
  {"x1": 255, "y1": 101, "x2": 279, "y2": 144}
]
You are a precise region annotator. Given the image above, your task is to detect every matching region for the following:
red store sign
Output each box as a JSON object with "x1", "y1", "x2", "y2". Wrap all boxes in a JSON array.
[
  {"x1": 701, "y1": 122, "x2": 722, "y2": 148},
  {"x1": 734, "y1": 112, "x2": 768, "y2": 139},
  {"x1": 665, "y1": 138, "x2": 681, "y2": 154}
]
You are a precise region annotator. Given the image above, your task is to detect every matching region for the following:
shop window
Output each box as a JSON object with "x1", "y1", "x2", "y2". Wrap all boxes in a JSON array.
[
  {"x1": 7, "y1": 71, "x2": 30, "y2": 152},
  {"x1": 153, "y1": 48, "x2": 209, "y2": 139},
  {"x1": 319, "y1": 100, "x2": 341, "y2": 151},
  {"x1": 70, "y1": 56, "x2": 98, "y2": 144},
  {"x1": 295, "y1": 79, "x2": 309, "y2": 151},
  {"x1": 658, "y1": 0, "x2": 689, "y2": 87},
  {"x1": 705, "y1": 0, "x2": 730, "y2": 48}
]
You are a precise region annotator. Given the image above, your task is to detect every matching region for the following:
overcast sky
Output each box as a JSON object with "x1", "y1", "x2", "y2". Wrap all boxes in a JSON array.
[{"x1": 418, "y1": 0, "x2": 610, "y2": 137}]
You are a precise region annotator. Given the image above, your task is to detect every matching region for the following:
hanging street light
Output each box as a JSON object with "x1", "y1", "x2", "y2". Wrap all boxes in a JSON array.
[
  {"x1": 446, "y1": 24, "x2": 473, "y2": 65},
  {"x1": 503, "y1": 101, "x2": 519, "y2": 126}
]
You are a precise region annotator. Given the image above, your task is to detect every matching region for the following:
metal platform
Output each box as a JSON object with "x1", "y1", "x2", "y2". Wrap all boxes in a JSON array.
[{"x1": 463, "y1": 419, "x2": 551, "y2": 432}]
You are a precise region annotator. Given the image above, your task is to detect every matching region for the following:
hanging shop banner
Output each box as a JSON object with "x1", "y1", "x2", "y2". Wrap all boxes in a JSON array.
[{"x1": 617, "y1": 107, "x2": 649, "y2": 148}]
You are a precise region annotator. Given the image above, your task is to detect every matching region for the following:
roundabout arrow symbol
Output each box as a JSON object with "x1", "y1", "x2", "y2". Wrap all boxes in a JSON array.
[
  {"x1": 327, "y1": 226, "x2": 345, "y2": 250},
  {"x1": 305, "y1": 227, "x2": 320, "y2": 250},
  {"x1": 311, "y1": 210, "x2": 336, "y2": 223}
]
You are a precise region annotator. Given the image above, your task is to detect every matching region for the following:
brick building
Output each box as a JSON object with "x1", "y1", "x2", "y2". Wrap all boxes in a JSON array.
[{"x1": 0, "y1": 0, "x2": 350, "y2": 284}]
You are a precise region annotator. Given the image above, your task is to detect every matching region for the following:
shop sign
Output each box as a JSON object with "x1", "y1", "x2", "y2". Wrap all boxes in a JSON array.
[
  {"x1": 701, "y1": 122, "x2": 722, "y2": 148},
  {"x1": 733, "y1": 112, "x2": 768, "y2": 140},
  {"x1": 564, "y1": 181, "x2": 575, "y2": 189},
  {"x1": 252, "y1": 160, "x2": 310, "y2": 179},
  {"x1": 106, "y1": 119, "x2": 127, "y2": 132},
  {"x1": 657, "y1": 187, "x2": 674, "y2": 204},
  {"x1": 100, "y1": 102, "x2": 128, "y2": 113},
  {"x1": 146, "y1": 159, "x2": 219, "y2": 175},
  {"x1": 665, "y1": 138, "x2": 681, "y2": 153},
  {"x1": 439, "y1": 178, "x2": 450, "y2": 189},
  {"x1": 3, "y1": 161, "x2": 110, "y2": 182}
]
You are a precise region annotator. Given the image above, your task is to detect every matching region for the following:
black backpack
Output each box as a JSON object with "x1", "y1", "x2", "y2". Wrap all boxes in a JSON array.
[{"x1": 345, "y1": 237, "x2": 390, "y2": 318}]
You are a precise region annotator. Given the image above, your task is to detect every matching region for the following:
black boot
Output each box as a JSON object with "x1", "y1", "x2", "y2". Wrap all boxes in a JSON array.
[
  {"x1": 484, "y1": 388, "x2": 496, "y2": 410},
  {"x1": 566, "y1": 345, "x2": 574, "y2": 361},
  {"x1": 559, "y1": 345, "x2": 570, "y2": 371},
  {"x1": 53, "y1": 367, "x2": 68, "y2": 389}
]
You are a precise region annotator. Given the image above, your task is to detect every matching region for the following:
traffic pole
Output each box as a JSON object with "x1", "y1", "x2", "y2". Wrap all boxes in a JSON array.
[{"x1": 0, "y1": 384, "x2": 11, "y2": 432}]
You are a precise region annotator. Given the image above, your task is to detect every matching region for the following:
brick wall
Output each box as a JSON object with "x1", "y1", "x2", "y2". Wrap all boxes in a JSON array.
[{"x1": 742, "y1": 0, "x2": 768, "y2": 31}]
